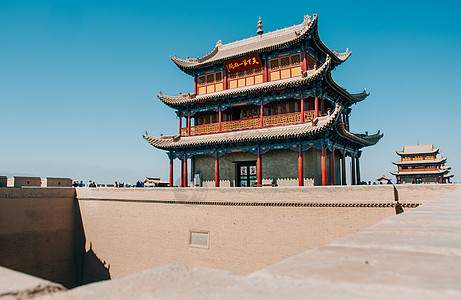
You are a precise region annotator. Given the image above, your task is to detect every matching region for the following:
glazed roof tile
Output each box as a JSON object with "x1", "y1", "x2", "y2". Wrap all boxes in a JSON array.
[
  {"x1": 171, "y1": 14, "x2": 351, "y2": 71},
  {"x1": 396, "y1": 144, "x2": 439, "y2": 156},
  {"x1": 158, "y1": 55, "x2": 331, "y2": 107}
]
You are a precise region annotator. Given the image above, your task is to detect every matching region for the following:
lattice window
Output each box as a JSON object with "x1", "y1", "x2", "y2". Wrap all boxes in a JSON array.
[
  {"x1": 197, "y1": 71, "x2": 224, "y2": 95},
  {"x1": 229, "y1": 65, "x2": 263, "y2": 89},
  {"x1": 270, "y1": 59, "x2": 279, "y2": 70},
  {"x1": 280, "y1": 57, "x2": 290, "y2": 68},
  {"x1": 269, "y1": 53, "x2": 303, "y2": 81},
  {"x1": 291, "y1": 54, "x2": 300, "y2": 65}
]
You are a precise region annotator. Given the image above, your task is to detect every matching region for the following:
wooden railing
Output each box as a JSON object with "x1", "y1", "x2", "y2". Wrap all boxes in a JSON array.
[
  {"x1": 191, "y1": 123, "x2": 219, "y2": 135},
  {"x1": 222, "y1": 117, "x2": 260, "y2": 132},
  {"x1": 180, "y1": 110, "x2": 317, "y2": 136},
  {"x1": 263, "y1": 112, "x2": 300, "y2": 127},
  {"x1": 399, "y1": 168, "x2": 439, "y2": 172},
  {"x1": 304, "y1": 111, "x2": 315, "y2": 121}
]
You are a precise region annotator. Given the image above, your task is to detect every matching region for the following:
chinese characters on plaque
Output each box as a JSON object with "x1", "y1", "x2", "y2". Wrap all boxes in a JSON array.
[{"x1": 224, "y1": 54, "x2": 262, "y2": 74}]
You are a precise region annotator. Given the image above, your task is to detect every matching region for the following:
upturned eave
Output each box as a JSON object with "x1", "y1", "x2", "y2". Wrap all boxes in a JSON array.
[{"x1": 170, "y1": 14, "x2": 351, "y2": 74}]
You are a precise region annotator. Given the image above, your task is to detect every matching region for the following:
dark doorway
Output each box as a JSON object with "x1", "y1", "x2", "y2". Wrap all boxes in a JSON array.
[{"x1": 236, "y1": 161, "x2": 257, "y2": 187}]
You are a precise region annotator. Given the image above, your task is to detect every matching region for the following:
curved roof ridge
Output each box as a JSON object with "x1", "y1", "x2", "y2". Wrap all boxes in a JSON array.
[
  {"x1": 170, "y1": 14, "x2": 318, "y2": 71},
  {"x1": 158, "y1": 55, "x2": 331, "y2": 107},
  {"x1": 324, "y1": 73, "x2": 369, "y2": 104},
  {"x1": 332, "y1": 48, "x2": 352, "y2": 61},
  {"x1": 221, "y1": 17, "x2": 310, "y2": 50},
  {"x1": 336, "y1": 124, "x2": 383, "y2": 147},
  {"x1": 143, "y1": 103, "x2": 341, "y2": 150}
]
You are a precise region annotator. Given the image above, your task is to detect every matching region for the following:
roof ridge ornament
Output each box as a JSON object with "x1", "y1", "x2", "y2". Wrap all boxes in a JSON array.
[{"x1": 257, "y1": 17, "x2": 263, "y2": 36}]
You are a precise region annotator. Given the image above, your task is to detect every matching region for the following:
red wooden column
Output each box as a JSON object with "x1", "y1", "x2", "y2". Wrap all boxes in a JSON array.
[
  {"x1": 300, "y1": 96, "x2": 305, "y2": 123},
  {"x1": 298, "y1": 145, "x2": 303, "y2": 186},
  {"x1": 257, "y1": 148, "x2": 262, "y2": 185},
  {"x1": 169, "y1": 156, "x2": 174, "y2": 187},
  {"x1": 330, "y1": 148, "x2": 335, "y2": 185},
  {"x1": 314, "y1": 96, "x2": 319, "y2": 118},
  {"x1": 180, "y1": 158, "x2": 184, "y2": 187},
  {"x1": 260, "y1": 102, "x2": 264, "y2": 128},
  {"x1": 223, "y1": 70, "x2": 228, "y2": 90},
  {"x1": 187, "y1": 114, "x2": 191, "y2": 136},
  {"x1": 341, "y1": 152, "x2": 346, "y2": 185},
  {"x1": 321, "y1": 145, "x2": 327, "y2": 186},
  {"x1": 214, "y1": 152, "x2": 219, "y2": 187},
  {"x1": 183, "y1": 154, "x2": 188, "y2": 187},
  {"x1": 356, "y1": 155, "x2": 361, "y2": 185},
  {"x1": 194, "y1": 77, "x2": 198, "y2": 95},
  {"x1": 218, "y1": 108, "x2": 222, "y2": 132},
  {"x1": 351, "y1": 154, "x2": 356, "y2": 185},
  {"x1": 263, "y1": 59, "x2": 269, "y2": 82},
  {"x1": 301, "y1": 51, "x2": 307, "y2": 72},
  {"x1": 179, "y1": 116, "x2": 182, "y2": 135}
]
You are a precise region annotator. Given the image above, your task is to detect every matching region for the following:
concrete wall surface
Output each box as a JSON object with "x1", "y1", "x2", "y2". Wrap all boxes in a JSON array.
[
  {"x1": 44, "y1": 178, "x2": 73, "y2": 187},
  {"x1": 74, "y1": 184, "x2": 459, "y2": 279},
  {"x1": 37, "y1": 186, "x2": 461, "y2": 300},
  {"x1": 12, "y1": 176, "x2": 41, "y2": 187},
  {"x1": 0, "y1": 188, "x2": 78, "y2": 288}
]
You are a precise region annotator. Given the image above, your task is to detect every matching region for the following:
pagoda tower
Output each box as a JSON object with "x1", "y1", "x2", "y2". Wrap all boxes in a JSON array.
[
  {"x1": 391, "y1": 144, "x2": 453, "y2": 184},
  {"x1": 144, "y1": 14, "x2": 382, "y2": 187}
]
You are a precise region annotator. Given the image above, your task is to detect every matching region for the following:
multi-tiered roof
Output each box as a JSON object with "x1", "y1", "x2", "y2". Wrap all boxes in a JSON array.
[
  {"x1": 391, "y1": 144, "x2": 453, "y2": 183},
  {"x1": 144, "y1": 13, "x2": 382, "y2": 157}
]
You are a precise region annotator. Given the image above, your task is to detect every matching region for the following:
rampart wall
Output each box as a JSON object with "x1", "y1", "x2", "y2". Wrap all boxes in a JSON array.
[
  {"x1": 0, "y1": 184, "x2": 457, "y2": 288},
  {"x1": 0, "y1": 188, "x2": 78, "y2": 288},
  {"x1": 74, "y1": 184, "x2": 456, "y2": 279}
]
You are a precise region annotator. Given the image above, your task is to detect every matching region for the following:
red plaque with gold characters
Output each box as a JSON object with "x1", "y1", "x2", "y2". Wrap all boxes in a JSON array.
[{"x1": 224, "y1": 54, "x2": 262, "y2": 74}]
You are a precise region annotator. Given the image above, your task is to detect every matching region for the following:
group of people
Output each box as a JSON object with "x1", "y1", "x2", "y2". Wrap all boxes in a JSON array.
[
  {"x1": 72, "y1": 180, "x2": 97, "y2": 187},
  {"x1": 71, "y1": 180, "x2": 150, "y2": 188},
  {"x1": 72, "y1": 181, "x2": 84, "y2": 187}
]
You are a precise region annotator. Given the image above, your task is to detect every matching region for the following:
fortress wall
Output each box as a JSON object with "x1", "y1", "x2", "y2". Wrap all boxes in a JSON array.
[
  {"x1": 75, "y1": 185, "x2": 405, "y2": 279},
  {"x1": 0, "y1": 184, "x2": 456, "y2": 289},
  {"x1": 76, "y1": 198, "x2": 394, "y2": 279},
  {"x1": 75, "y1": 185, "x2": 457, "y2": 279},
  {"x1": 0, "y1": 188, "x2": 79, "y2": 288}
]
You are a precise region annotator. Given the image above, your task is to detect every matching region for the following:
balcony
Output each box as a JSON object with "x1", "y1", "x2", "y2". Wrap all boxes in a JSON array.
[{"x1": 181, "y1": 111, "x2": 317, "y2": 137}]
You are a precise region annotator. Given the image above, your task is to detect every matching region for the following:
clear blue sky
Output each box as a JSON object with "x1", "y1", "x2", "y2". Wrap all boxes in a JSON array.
[{"x1": 1, "y1": 0, "x2": 460, "y2": 184}]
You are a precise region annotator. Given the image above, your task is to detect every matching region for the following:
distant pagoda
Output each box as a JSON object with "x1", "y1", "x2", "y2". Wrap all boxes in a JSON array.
[
  {"x1": 391, "y1": 144, "x2": 453, "y2": 184},
  {"x1": 144, "y1": 14, "x2": 382, "y2": 187}
]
